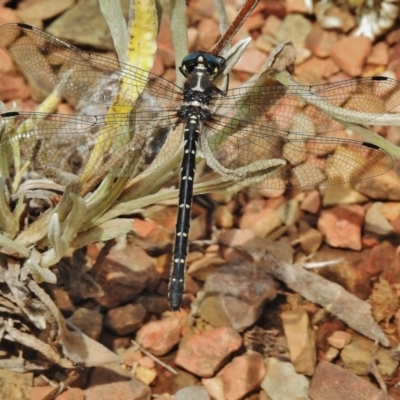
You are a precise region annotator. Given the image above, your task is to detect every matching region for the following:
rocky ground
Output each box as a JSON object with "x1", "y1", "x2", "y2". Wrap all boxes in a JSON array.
[{"x1": 1, "y1": 0, "x2": 400, "y2": 399}]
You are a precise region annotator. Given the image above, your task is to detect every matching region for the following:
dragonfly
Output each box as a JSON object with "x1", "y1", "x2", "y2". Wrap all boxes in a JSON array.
[{"x1": 0, "y1": 23, "x2": 397, "y2": 310}]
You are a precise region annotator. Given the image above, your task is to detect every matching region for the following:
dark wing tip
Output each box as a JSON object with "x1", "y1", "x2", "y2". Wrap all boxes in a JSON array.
[
  {"x1": 361, "y1": 142, "x2": 380, "y2": 150},
  {"x1": 371, "y1": 76, "x2": 388, "y2": 81},
  {"x1": 1, "y1": 111, "x2": 20, "y2": 118},
  {"x1": 16, "y1": 23, "x2": 33, "y2": 30}
]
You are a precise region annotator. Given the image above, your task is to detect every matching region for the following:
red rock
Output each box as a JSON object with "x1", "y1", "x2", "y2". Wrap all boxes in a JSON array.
[
  {"x1": 386, "y1": 28, "x2": 400, "y2": 45},
  {"x1": 105, "y1": 303, "x2": 146, "y2": 336},
  {"x1": 85, "y1": 364, "x2": 151, "y2": 400},
  {"x1": 0, "y1": 48, "x2": 16, "y2": 75},
  {"x1": 0, "y1": 73, "x2": 30, "y2": 101},
  {"x1": 366, "y1": 41, "x2": 389, "y2": 65},
  {"x1": 197, "y1": 18, "x2": 221, "y2": 51},
  {"x1": 364, "y1": 241, "x2": 396, "y2": 277},
  {"x1": 135, "y1": 316, "x2": 181, "y2": 356},
  {"x1": 0, "y1": 7, "x2": 20, "y2": 26},
  {"x1": 95, "y1": 243, "x2": 159, "y2": 308},
  {"x1": 295, "y1": 56, "x2": 335, "y2": 84},
  {"x1": 331, "y1": 36, "x2": 372, "y2": 77},
  {"x1": 305, "y1": 24, "x2": 339, "y2": 58},
  {"x1": 322, "y1": 58, "x2": 341, "y2": 78},
  {"x1": 239, "y1": 197, "x2": 284, "y2": 237},
  {"x1": 132, "y1": 218, "x2": 159, "y2": 238},
  {"x1": 317, "y1": 205, "x2": 364, "y2": 250},
  {"x1": 56, "y1": 388, "x2": 85, "y2": 400},
  {"x1": 300, "y1": 190, "x2": 321, "y2": 214},
  {"x1": 31, "y1": 387, "x2": 54, "y2": 400},
  {"x1": 156, "y1": 15, "x2": 174, "y2": 68},
  {"x1": 242, "y1": 12, "x2": 265, "y2": 31},
  {"x1": 309, "y1": 361, "x2": 390, "y2": 400},
  {"x1": 175, "y1": 327, "x2": 242, "y2": 377},
  {"x1": 217, "y1": 353, "x2": 266, "y2": 400},
  {"x1": 381, "y1": 245, "x2": 400, "y2": 284},
  {"x1": 232, "y1": 49, "x2": 267, "y2": 75}
]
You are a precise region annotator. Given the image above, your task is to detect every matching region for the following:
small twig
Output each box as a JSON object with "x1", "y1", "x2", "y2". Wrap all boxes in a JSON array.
[
  {"x1": 130, "y1": 339, "x2": 178, "y2": 375},
  {"x1": 369, "y1": 343, "x2": 388, "y2": 394},
  {"x1": 302, "y1": 259, "x2": 344, "y2": 269}
]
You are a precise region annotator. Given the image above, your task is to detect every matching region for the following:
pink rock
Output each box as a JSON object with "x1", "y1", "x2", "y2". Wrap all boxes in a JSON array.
[
  {"x1": 318, "y1": 205, "x2": 364, "y2": 250},
  {"x1": 85, "y1": 364, "x2": 150, "y2": 400},
  {"x1": 0, "y1": 73, "x2": 30, "y2": 101},
  {"x1": 366, "y1": 41, "x2": 389, "y2": 65},
  {"x1": 175, "y1": 327, "x2": 242, "y2": 377},
  {"x1": 309, "y1": 361, "x2": 390, "y2": 400},
  {"x1": 300, "y1": 190, "x2": 321, "y2": 214},
  {"x1": 295, "y1": 57, "x2": 337, "y2": 84},
  {"x1": 135, "y1": 317, "x2": 181, "y2": 356},
  {"x1": 197, "y1": 18, "x2": 221, "y2": 51},
  {"x1": 156, "y1": 15, "x2": 174, "y2": 68},
  {"x1": 57, "y1": 388, "x2": 85, "y2": 400},
  {"x1": 232, "y1": 49, "x2": 267, "y2": 75},
  {"x1": 217, "y1": 353, "x2": 266, "y2": 400},
  {"x1": 331, "y1": 36, "x2": 372, "y2": 77},
  {"x1": 0, "y1": 7, "x2": 20, "y2": 26},
  {"x1": 305, "y1": 24, "x2": 339, "y2": 58}
]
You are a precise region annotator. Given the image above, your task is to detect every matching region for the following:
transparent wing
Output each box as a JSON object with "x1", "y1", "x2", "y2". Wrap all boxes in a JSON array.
[
  {"x1": 202, "y1": 115, "x2": 393, "y2": 190},
  {"x1": 0, "y1": 23, "x2": 183, "y2": 108},
  {"x1": 0, "y1": 110, "x2": 181, "y2": 181},
  {"x1": 202, "y1": 76, "x2": 398, "y2": 189},
  {"x1": 212, "y1": 77, "x2": 400, "y2": 134}
]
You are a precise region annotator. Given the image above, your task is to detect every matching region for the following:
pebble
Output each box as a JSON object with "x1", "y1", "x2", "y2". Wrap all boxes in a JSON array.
[
  {"x1": 309, "y1": 361, "x2": 390, "y2": 400},
  {"x1": 327, "y1": 331, "x2": 352, "y2": 349},
  {"x1": 175, "y1": 327, "x2": 242, "y2": 377},
  {"x1": 217, "y1": 353, "x2": 266, "y2": 400},
  {"x1": 199, "y1": 262, "x2": 277, "y2": 331},
  {"x1": 317, "y1": 205, "x2": 364, "y2": 250},
  {"x1": 281, "y1": 307, "x2": 316, "y2": 375},
  {"x1": 305, "y1": 24, "x2": 338, "y2": 58},
  {"x1": 85, "y1": 364, "x2": 151, "y2": 400},
  {"x1": 300, "y1": 190, "x2": 321, "y2": 214},
  {"x1": 0, "y1": 370, "x2": 32, "y2": 400},
  {"x1": 105, "y1": 303, "x2": 146, "y2": 335},
  {"x1": 68, "y1": 307, "x2": 103, "y2": 340},
  {"x1": 47, "y1": 0, "x2": 129, "y2": 50},
  {"x1": 355, "y1": 171, "x2": 400, "y2": 201},
  {"x1": 331, "y1": 36, "x2": 372, "y2": 76},
  {"x1": 95, "y1": 244, "x2": 159, "y2": 308},
  {"x1": 16, "y1": 0, "x2": 74, "y2": 22},
  {"x1": 135, "y1": 316, "x2": 182, "y2": 356},
  {"x1": 175, "y1": 386, "x2": 210, "y2": 400},
  {"x1": 364, "y1": 202, "x2": 394, "y2": 236},
  {"x1": 341, "y1": 334, "x2": 398, "y2": 377},
  {"x1": 261, "y1": 357, "x2": 310, "y2": 400}
]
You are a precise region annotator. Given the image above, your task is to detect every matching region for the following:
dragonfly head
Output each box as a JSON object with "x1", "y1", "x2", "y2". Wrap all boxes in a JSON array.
[{"x1": 179, "y1": 51, "x2": 225, "y2": 79}]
